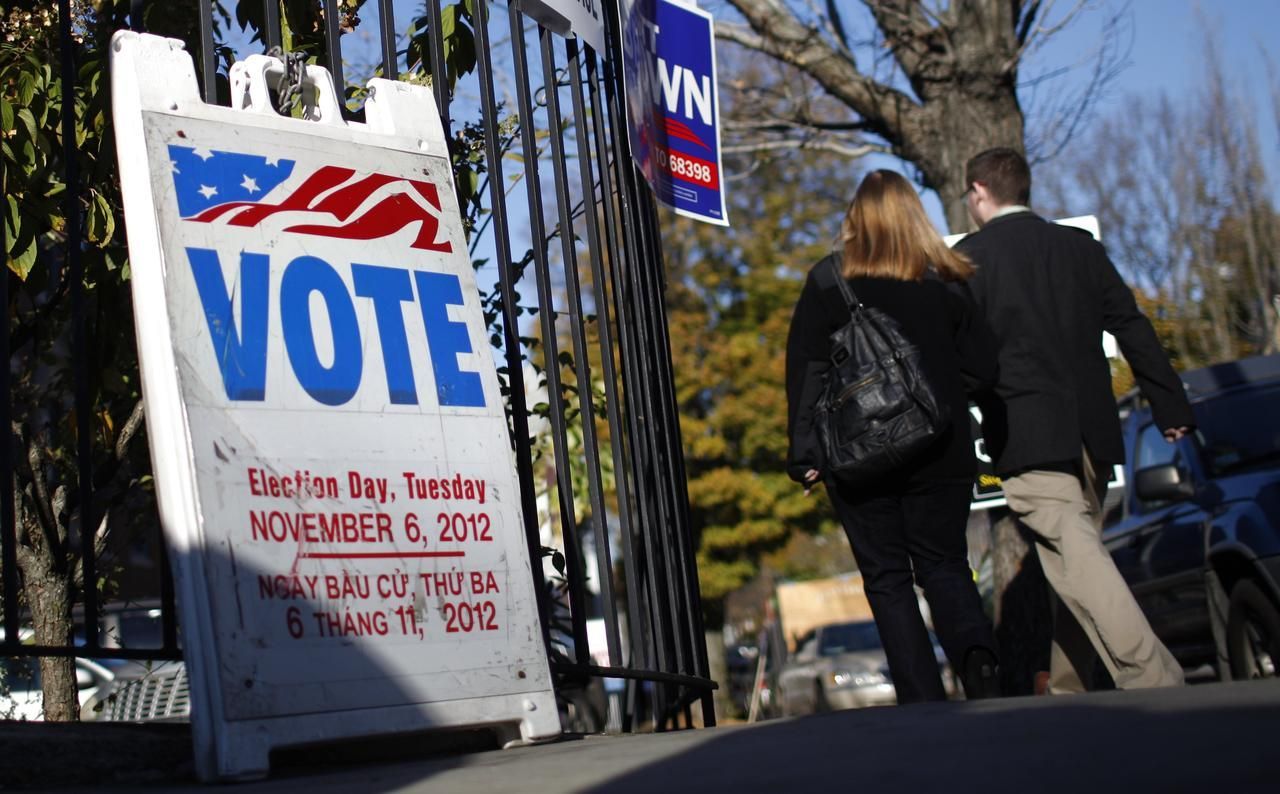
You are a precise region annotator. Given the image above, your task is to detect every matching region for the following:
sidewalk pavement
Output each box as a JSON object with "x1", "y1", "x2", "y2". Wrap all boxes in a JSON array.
[{"x1": 9, "y1": 679, "x2": 1280, "y2": 792}]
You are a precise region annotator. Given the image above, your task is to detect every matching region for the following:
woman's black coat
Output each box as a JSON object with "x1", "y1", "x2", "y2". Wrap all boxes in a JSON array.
[{"x1": 785, "y1": 256, "x2": 997, "y2": 486}]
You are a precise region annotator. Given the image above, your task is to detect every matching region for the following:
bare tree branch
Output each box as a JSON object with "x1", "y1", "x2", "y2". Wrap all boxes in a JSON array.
[
  {"x1": 1021, "y1": 3, "x2": 1132, "y2": 162},
  {"x1": 114, "y1": 399, "x2": 146, "y2": 461},
  {"x1": 1017, "y1": 0, "x2": 1093, "y2": 55},
  {"x1": 21, "y1": 430, "x2": 63, "y2": 559},
  {"x1": 1016, "y1": 0, "x2": 1046, "y2": 46},
  {"x1": 865, "y1": 0, "x2": 949, "y2": 93},
  {"x1": 722, "y1": 139, "x2": 886, "y2": 158},
  {"x1": 720, "y1": 0, "x2": 922, "y2": 148},
  {"x1": 715, "y1": 21, "x2": 770, "y2": 52},
  {"x1": 12, "y1": 491, "x2": 36, "y2": 572},
  {"x1": 724, "y1": 117, "x2": 874, "y2": 134},
  {"x1": 70, "y1": 511, "x2": 111, "y2": 593},
  {"x1": 822, "y1": 0, "x2": 850, "y2": 52}
]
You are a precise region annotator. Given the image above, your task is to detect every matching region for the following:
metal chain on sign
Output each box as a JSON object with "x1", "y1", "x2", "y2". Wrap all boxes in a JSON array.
[{"x1": 265, "y1": 46, "x2": 308, "y2": 117}]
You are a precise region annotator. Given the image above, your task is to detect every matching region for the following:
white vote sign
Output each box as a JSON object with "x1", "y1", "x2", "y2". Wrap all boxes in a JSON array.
[{"x1": 111, "y1": 32, "x2": 559, "y2": 781}]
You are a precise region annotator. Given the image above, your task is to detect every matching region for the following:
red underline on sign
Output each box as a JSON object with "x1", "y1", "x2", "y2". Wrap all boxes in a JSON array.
[{"x1": 297, "y1": 551, "x2": 467, "y2": 559}]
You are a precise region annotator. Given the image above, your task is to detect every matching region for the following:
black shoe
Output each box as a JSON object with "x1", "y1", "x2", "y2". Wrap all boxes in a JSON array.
[{"x1": 962, "y1": 647, "x2": 1002, "y2": 700}]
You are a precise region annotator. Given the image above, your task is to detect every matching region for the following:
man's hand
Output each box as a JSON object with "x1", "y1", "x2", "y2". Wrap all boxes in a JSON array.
[
  {"x1": 1163, "y1": 426, "x2": 1191, "y2": 442},
  {"x1": 803, "y1": 469, "x2": 821, "y2": 496}
]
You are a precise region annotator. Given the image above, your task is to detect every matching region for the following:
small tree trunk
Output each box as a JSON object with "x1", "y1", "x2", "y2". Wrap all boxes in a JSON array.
[
  {"x1": 26, "y1": 570, "x2": 78, "y2": 721},
  {"x1": 989, "y1": 512, "x2": 1053, "y2": 696},
  {"x1": 13, "y1": 481, "x2": 80, "y2": 722},
  {"x1": 705, "y1": 629, "x2": 731, "y2": 722}
]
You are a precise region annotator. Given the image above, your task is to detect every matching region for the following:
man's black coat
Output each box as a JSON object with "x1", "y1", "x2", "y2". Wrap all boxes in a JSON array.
[{"x1": 955, "y1": 211, "x2": 1194, "y2": 475}]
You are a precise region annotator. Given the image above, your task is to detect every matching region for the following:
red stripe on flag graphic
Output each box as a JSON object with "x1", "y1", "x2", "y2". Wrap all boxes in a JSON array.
[{"x1": 187, "y1": 167, "x2": 453, "y2": 253}]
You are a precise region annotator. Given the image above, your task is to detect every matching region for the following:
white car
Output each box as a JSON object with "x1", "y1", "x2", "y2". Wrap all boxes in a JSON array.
[{"x1": 777, "y1": 620, "x2": 958, "y2": 714}]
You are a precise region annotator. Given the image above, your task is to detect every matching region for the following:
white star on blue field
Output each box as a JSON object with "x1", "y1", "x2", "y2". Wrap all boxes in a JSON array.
[{"x1": 168, "y1": 145, "x2": 296, "y2": 217}]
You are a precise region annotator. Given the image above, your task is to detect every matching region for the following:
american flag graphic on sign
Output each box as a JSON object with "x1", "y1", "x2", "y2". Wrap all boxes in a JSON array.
[{"x1": 168, "y1": 145, "x2": 453, "y2": 253}]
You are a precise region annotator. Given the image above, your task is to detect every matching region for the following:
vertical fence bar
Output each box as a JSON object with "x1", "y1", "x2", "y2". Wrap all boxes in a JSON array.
[
  {"x1": 599, "y1": 63, "x2": 677, "y2": 724},
  {"x1": 640, "y1": 180, "x2": 709, "y2": 720},
  {"x1": 507, "y1": 9, "x2": 590, "y2": 663},
  {"x1": 595, "y1": 46, "x2": 669, "y2": 683},
  {"x1": 564, "y1": 37, "x2": 623, "y2": 669},
  {"x1": 650, "y1": 195, "x2": 717, "y2": 722},
  {"x1": 60, "y1": 0, "x2": 99, "y2": 651},
  {"x1": 582, "y1": 47, "x2": 649, "y2": 704},
  {"x1": 159, "y1": 527, "x2": 178, "y2": 652},
  {"x1": 198, "y1": 0, "x2": 216, "y2": 103},
  {"x1": 539, "y1": 29, "x2": 621, "y2": 669},
  {"x1": 629, "y1": 203, "x2": 687, "y2": 722},
  {"x1": 586, "y1": 40, "x2": 655, "y2": 691},
  {"x1": 377, "y1": 0, "x2": 398, "y2": 79},
  {"x1": 472, "y1": 0, "x2": 552, "y2": 646},
  {"x1": 322, "y1": 0, "x2": 345, "y2": 104},
  {"x1": 600, "y1": 0, "x2": 713, "y2": 723},
  {"x1": 263, "y1": 0, "x2": 281, "y2": 51},
  {"x1": 425, "y1": 0, "x2": 451, "y2": 141},
  {"x1": 632, "y1": 190, "x2": 688, "y2": 647},
  {"x1": 636, "y1": 181, "x2": 713, "y2": 718},
  {"x1": 0, "y1": 106, "x2": 14, "y2": 646}
]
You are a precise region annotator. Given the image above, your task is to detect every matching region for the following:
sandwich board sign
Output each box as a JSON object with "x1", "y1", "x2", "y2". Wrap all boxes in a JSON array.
[{"x1": 110, "y1": 32, "x2": 559, "y2": 781}]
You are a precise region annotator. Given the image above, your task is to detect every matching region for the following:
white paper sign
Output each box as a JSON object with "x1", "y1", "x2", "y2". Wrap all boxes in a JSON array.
[{"x1": 516, "y1": 0, "x2": 607, "y2": 52}]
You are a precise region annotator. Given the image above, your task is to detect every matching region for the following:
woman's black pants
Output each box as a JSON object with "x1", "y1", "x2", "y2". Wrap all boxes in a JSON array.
[{"x1": 828, "y1": 476, "x2": 995, "y2": 704}]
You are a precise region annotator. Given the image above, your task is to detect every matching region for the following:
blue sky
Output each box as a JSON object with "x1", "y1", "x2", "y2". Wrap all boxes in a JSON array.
[
  {"x1": 1069, "y1": 1, "x2": 1277, "y2": 106},
  {"x1": 213, "y1": 1, "x2": 1279, "y2": 236},
  {"x1": 1041, "y1": 0, "x2": 1278, "y2": 160}
]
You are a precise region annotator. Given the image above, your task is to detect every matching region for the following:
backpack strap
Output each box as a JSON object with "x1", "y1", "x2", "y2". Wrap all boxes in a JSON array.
[{"x1": 826, "y1": 256, "x2": 862, "y2": 311}]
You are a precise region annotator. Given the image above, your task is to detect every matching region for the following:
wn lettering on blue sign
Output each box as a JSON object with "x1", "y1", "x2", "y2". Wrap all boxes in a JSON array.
[{"x1": 187, "y1": 248, "x2": 484, "y2": 408}]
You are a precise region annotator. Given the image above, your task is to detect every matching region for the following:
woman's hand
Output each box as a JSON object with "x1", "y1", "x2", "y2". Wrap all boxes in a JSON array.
[{"x1": 803, "y1": 469, "x2": 821, "y2": 496}]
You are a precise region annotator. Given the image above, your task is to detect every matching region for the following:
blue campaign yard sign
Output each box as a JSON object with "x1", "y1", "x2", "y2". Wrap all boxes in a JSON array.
[{"x1": 622, "y1": 0, "x2": 728, "y2": 226}]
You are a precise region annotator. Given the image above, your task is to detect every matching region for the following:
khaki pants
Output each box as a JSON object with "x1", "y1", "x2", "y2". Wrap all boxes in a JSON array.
[{"x1": 1002, "y1": 451, "x2": 1184, "y2": 692}]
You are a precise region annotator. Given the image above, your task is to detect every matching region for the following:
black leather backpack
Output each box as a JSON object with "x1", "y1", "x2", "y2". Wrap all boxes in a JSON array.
[{"x1": 814, "y1": 257, "x2": 949, "y2": 482}]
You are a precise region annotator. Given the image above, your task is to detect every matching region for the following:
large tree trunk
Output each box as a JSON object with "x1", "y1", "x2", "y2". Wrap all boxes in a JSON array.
[
  {"x1": 719, "y1": 0, "x2": 1031, "y2": 235},
  {"x1": 911, "y1": 91, "x2": 1026, "y2": 233}
]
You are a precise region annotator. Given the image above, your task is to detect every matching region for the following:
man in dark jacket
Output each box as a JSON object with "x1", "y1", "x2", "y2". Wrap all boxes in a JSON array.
[{"x1": 956, "y1": 147, "x2": 1194, "y2": 694}]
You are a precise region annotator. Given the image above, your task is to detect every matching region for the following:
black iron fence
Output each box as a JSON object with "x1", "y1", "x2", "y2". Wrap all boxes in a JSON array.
[{"x1": 1, "y1": 0, "x2": 713, "y2": 732}]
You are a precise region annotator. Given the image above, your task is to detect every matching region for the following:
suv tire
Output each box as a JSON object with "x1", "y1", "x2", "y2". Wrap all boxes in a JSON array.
[{"x1": 1226, "y1": 579, "x2": 1280, "y2": 679}]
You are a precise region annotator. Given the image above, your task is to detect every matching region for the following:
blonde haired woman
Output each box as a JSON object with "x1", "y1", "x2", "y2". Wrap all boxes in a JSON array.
[{"x1": 786, "y1": 170, "x2": 1000, "y2": 703}]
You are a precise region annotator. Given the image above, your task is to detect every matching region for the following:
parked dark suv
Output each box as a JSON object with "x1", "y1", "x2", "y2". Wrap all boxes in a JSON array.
[{"x1": 1104, "y1": 354, "x2": 1280, "y2": 681}]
